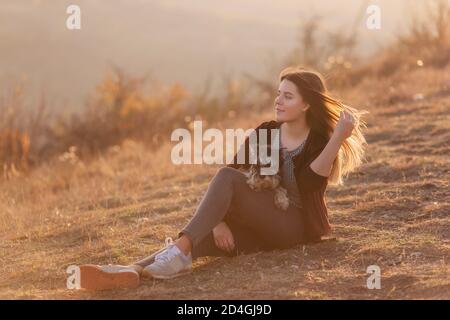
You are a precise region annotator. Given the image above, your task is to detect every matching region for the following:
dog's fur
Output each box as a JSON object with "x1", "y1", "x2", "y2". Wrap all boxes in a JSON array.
[{"x1": 239, "y1": 165, "x2": 290, "y2": 211}]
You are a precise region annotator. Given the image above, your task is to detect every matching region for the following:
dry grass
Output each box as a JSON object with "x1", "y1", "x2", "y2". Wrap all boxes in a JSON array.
[{"x1": 0, "y1": 62, "x2": 448, "y2": 299}]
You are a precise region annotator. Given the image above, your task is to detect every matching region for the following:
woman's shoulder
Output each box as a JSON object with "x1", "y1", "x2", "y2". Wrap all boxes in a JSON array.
[{"x1": 255, "y1": 120, "x2": 282, "y2": 130}]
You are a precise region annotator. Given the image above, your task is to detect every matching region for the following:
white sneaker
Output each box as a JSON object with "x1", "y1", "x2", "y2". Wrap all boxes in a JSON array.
[{"x1": 143, "y1": 238, "x2": 192, "y2": 279}]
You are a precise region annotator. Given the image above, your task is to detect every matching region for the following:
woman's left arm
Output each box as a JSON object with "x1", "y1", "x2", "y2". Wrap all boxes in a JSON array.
[{"x1": 310, "y1": 111, "x2": 355, "y2": 177}]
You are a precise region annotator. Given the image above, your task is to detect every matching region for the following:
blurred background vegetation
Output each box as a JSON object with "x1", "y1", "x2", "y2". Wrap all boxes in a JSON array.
[{"x1": 1, "y1": 0, "x2": 449, "y2": 180}]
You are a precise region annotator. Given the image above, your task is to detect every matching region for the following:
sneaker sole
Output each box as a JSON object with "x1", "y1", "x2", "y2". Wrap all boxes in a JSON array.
[
  {"x1": 142, "y1": 267, "x2": 193, "y2": 280},
  {"x1": 79, "y1": 264, "x2": 140, "y2": 290}
]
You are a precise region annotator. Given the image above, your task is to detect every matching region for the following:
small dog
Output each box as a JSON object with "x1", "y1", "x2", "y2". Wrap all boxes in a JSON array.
[{"x1": 239, "y1": 165, "x2": 290, "y2": 211}]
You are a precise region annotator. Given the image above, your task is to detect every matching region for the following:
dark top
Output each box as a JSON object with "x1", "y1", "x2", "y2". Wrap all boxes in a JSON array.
[
  {"x1": 227, "y1": 120, "x2": 331, "y2": 243},
  {"x1": 280, "y1": 139, "x2": 306, "y2": 208}
]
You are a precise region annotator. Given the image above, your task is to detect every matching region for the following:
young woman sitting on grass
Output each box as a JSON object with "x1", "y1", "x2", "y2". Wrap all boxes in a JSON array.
[{"x1": 79, "y1": 67, "x2": 367, "y2": 290}]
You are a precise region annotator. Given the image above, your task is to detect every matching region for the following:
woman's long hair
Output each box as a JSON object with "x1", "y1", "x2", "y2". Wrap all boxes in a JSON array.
[{"x1": 279, "y1": 66, "x2": 368, "y2": 186}]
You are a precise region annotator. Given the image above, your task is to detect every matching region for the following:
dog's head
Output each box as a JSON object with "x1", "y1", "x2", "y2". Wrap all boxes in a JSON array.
[{"x1": 247, "y1": 165, "x2": 281, "y2": 190}]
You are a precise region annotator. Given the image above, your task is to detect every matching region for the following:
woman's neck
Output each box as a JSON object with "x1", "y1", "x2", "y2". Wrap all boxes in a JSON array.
[{"x1": 282, "y1": 117, "x2": 310, "y2": 141}]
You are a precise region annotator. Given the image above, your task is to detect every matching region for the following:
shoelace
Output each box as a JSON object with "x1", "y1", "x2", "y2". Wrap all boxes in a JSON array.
[
  {"x1": 155, "y1": 246, "x2": 179, "y2": 264},
  {"x1": 154, "y1": 237, "x2": 177, "y2": 263}
]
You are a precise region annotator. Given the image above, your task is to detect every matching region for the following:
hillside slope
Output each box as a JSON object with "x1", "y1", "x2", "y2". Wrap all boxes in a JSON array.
[{"x1": 0, "y1": 65, "x2": 448, "y2": 299}]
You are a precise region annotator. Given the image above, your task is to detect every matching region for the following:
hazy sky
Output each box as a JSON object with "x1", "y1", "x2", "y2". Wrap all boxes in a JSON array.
[{"x1": 0, "y1": 0, "x2": 427, "y2": 114}]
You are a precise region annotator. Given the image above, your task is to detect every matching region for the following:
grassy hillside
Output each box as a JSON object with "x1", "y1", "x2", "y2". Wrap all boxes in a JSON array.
[{"x1": 0, "y1": 63, "x2": 448, "y2": 299}]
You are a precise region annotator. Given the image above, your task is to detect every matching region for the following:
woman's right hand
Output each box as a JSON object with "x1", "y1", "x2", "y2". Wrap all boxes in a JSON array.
[
  {"x1": 213, "y1": 221, "x2": 235, "y2": 252},
  {"x1": 334, "y1": 110, "x2": 356, "y2": 140}
]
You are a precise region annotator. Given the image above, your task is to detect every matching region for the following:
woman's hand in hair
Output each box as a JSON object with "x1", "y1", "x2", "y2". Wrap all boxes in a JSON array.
[
  {"x1": 310, "y1": 110, "x2": 356, "y2": 177},
  {"x1": 213, "y1": 221, "x2": 235, "y2": 253},
  {"x1": 334, "y1": 110, "x2": 356, "y2": 140}
]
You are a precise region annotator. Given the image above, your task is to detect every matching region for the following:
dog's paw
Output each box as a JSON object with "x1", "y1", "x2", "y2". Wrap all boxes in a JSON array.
[
  {"x1": 268, "y1": 174, "x2": 282, "y2": 189},
  {"x1": 247, "y1": 180, "x2": 260, "y2": 191},
  {"x1": 274, "y1": 187, "x2": 289, "y2": 210}
]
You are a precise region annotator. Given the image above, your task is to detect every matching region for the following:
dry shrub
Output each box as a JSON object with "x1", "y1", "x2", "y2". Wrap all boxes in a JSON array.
[
  {"x1": 45, "y1": 67, "x2": 189, "y2": 159},
  {"x1": 346, "y1": 0, "x2": 450, "y2": 84},
  {"x1": 284, "y1": 15, "x2": 358, "y2": 87},
  {"x1": 41, "y1": 65, "x2": 260, "y2": 165},
  {"x1": 0, "y1": 81, "x2": 52, "y2": 179},
  {"x1": 0, "y1": 65, "x2": 261, "y2": 181},
  {"x1": 0, "y1": 128, "x2": 30, "y2": 179},
  {"x1": 398, "y1": 0, "x2": 450, "y2": 68}
]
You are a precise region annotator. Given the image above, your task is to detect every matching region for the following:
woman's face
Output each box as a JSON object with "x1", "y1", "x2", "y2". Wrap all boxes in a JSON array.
[{"x1": 274, "y1": 79, "x2": 309, "y2": 122}]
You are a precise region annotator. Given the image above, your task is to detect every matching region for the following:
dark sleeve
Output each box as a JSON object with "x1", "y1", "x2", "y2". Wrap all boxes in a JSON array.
[
  {"x1": 226, "y1": 139, "x2": 249, "y2": 169},
  {"x1": 226, "y1": 121, "x2": 267, "y2": 169},
  {"x1": 297, "y1": 146, "x2": 329, "y2": 193},
  {"x1": 226, "y1": 133, "x2": 250, "y2": 170}
]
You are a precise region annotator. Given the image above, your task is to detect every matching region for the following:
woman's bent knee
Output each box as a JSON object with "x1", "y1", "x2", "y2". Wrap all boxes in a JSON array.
[{"x1": 215, "y1": 166, "x2": 243, "y2": 180}]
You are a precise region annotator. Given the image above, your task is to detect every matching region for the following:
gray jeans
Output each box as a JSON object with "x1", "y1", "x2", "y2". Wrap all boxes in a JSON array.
[{"x1": 179, "y1": 167, "x2": 305, "y2": 259}]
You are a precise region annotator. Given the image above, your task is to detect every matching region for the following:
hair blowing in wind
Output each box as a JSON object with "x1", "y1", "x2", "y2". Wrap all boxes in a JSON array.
[{"x1": 279, "y1": 67, "x2": 369, "y2": 186}]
